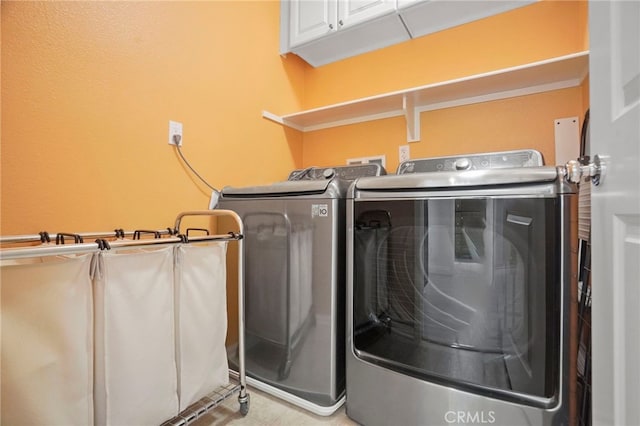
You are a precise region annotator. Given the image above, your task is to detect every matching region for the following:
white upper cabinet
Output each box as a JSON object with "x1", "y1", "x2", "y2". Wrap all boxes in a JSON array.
[
  {"x1": 286, "y1": 0, "x2": 407, "y2": 67},
  {"x1": 289, "y1": 0, "x2": 397, "y2": 49},
  {"x1": 397, "y1": 0, "x2": 535, "y2": 39},
  {"x1": 289, "y1": 0, "x2": 337, "y2": 48},
  {"x1": 282, "y1": 0, "x2": 537, "y2": 67},
  {"x1": 338, "y1": 0, "x2": 397, "y2": 29}
]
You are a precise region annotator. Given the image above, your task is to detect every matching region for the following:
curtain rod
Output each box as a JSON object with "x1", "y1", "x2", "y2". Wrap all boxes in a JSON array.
[
  {"x1": 2, "y1": 210, "x2": 243, "y2": 246},
  {"x1": 1, "y1": 210, "x2": 244, "y2": 262},
  {"x1": 0, "y1": 229, "x2": 175, "y2": 245},
  {"x1": 0, "y1": 233, "x2": 241, "y2": 261}
]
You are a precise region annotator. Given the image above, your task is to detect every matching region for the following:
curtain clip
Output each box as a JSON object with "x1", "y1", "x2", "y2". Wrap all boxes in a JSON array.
[
  {"x1": 39, "y1": 231, "x2": 51, "y2": 243},
  {"x1": 94, "y1": 238, "x2": 111, "y2": 250},
  {"x1": 133, "y1": 230, "x2": 161, "y2": 240},
  {"x1": 56, "y1": 233, "x2": 84, "y2": 245}
]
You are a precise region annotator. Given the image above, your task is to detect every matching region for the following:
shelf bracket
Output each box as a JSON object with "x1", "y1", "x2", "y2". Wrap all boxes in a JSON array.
[
  {"x1": 403, "y1": 94, "x2": 420, "y2": 143},
  {"x1": 262, "y1": 110, "x2": 305, "y2": 132}
]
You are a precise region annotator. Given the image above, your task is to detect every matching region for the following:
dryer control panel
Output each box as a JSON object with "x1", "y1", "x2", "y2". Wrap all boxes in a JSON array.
[
  {"x1": 288, "y1": 164, "x2": 386, "y2": 181},
  {"x1": 397, "y1": 149, "x2": 544, "y2": 174}
]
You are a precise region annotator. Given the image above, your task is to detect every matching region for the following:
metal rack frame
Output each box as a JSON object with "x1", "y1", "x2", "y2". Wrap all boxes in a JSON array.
[{"x1": 0, "y1": 209, "x2": 249, "y2": 423}]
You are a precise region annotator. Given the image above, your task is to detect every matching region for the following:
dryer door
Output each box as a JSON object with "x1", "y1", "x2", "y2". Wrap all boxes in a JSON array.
[{"x1": 351, "y1": 196, "x2": 561, "y2": 406}]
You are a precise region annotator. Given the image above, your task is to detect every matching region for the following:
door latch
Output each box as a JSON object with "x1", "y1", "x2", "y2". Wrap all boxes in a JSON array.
[{"x1": 564, "y1": 155, "x2": 603, "y2": 185}]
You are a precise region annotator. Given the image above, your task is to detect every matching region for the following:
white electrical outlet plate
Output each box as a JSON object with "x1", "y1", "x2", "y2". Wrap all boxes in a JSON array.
[
  {"x1": 399, "y1": 145, "x2": 410, "y2": 162},
  {"x1": 168, "y1": 120, "x2": 183, "y2": 146}
]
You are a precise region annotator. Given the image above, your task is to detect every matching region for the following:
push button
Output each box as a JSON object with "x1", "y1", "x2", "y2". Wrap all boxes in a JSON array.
[{"x1": 455, "y1": 158, "x2": 472, "y2": 170}]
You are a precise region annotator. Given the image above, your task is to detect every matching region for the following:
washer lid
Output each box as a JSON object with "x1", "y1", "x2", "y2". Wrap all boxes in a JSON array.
[
  {"x1": 221, "y1": 180, "x2": 331, "y2": 197},
  {"x1": 355, "y1": 167, "x2": 561, "y2": 191}
]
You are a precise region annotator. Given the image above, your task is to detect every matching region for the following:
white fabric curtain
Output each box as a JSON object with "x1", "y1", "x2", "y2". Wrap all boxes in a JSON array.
[
  {"x1": 175, "y1": 242, "x2": 229, "y2": 410},
  {"x1": 93, "y1": 246, "x2": 179, "y2": 426},
  {"x1": 0, "y1": 254, "x2": 94, "y2": 426}
]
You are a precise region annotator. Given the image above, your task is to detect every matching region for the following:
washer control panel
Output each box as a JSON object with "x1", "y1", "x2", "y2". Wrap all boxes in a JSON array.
[
  {"x1": 288, "y1": 164, "x2": 386, "y2": 181},
  {"x1": 397, "y1": 150, "x2": 544, "y2": 174}
]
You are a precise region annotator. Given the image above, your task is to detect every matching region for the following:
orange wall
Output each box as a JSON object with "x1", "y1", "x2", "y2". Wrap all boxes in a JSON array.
[
  {"x1": 0, "y1": 0, "x2": 590, "y2": 346},
  {"x1": 1, "y1": 0, "x2": 304, "y2": 235},
  {"x1": 0, "y1": 1, "x2": 590, "y2": 232},
  {"x1": 294, "y1": 0, "x2": 589, "y2": 171},
  {"x1": 304, "y1": 87, "x2": 584, "y2": 169}
]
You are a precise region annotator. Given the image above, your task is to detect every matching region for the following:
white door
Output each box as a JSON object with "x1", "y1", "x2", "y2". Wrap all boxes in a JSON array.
[
  {"x1": 590, "y1": 1, "x2": 640, "y2": 425},
  {"x1": 289, "y1": 0, "x2": 337, "y2": 48},
  {"x1": 338, "y1": 0, "x2": 396, "y2": 29}
]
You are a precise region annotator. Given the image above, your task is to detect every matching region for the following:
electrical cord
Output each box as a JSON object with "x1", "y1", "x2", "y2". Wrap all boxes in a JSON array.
[
  {"x1": 579, "y1": 108, "x2": 590, "y2": 163},
  {"x1": 173, "y1": 135, "x2": 221, "y2": 208},
  {"x1": 173, "y1": 136, "x2": 216, "y2": 191}
]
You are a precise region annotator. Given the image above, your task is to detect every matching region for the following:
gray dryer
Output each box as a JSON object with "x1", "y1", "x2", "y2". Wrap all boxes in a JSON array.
[{"x1": 346, "y1": 150, "x2": 578, "y2": 425}]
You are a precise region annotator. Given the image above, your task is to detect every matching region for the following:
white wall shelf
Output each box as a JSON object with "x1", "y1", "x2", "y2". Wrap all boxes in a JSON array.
[{"x1": 263, "y1": 50, "x2": 589, "y2": 142}]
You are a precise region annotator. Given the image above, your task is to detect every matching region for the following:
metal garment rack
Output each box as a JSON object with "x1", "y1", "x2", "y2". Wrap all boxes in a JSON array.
[{"x1": 0, "y1": 209, "x2": 249, "y2": 423}]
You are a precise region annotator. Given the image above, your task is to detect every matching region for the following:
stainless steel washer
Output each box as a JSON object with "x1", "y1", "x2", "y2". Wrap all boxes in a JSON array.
[
  {"x1": 346, "y1": 150, "x2": 577, "y2": 425},
  {"x1": 219, "y1": 164, "x2": 385, "y2": 415}
]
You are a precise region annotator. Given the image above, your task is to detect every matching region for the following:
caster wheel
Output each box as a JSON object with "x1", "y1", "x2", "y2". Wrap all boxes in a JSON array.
[
  {"x1": 240, "y1": 401, "x2": 249, "y2": 416},
  {"x1": 239, "y1": 394, "x2": 250, "y2": 416}
]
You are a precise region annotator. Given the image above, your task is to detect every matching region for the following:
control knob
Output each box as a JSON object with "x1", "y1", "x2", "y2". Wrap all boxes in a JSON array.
[
  {"x1": 323, "y1": 168, "x2": 336, "y2": 179},
  {"x1": 455, "y1": 158, "x2": 472, "y2": 170}
]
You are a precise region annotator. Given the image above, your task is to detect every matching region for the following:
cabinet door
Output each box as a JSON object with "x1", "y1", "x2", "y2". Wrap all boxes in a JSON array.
[
  {"x1": 289, "y1": 0, "x2": 337, "y2": 48},
  {"x1": 398, "y1": 0, "x2": 535, "y2": 39},
  {"x1": 338, "y1": 0, "x2": 397, "y2": 29}
]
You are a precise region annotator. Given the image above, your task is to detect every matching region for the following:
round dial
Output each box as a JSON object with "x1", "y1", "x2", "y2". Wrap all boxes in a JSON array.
[
  {"x1": 323, "y1": 168, "x2": 336, "y2": 179},
  {"x1": 455, "y1": 158, "x2": 472, "y2": 170}
]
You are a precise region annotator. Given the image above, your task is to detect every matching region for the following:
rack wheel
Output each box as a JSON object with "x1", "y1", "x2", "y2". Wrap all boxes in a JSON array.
[
  {"x1": 240, "y1": 400, "x2": 249, "y2": 416},
  {"x1": 239, "y1": 393, "x2": 250, "y2": 416}
]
